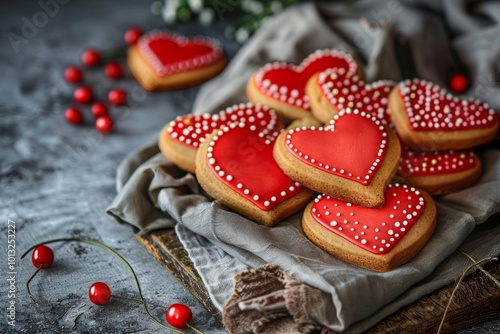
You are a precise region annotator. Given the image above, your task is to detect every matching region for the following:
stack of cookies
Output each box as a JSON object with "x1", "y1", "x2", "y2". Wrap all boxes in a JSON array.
[{"x1": 154, "y1": 41, "x2": 499, "y2": 271}]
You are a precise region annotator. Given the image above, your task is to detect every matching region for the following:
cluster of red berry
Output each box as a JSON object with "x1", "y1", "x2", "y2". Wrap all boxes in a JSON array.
[
  {"x1": 27, "y1": 241, "x2": 202, "y2": 333},
  {"x1": 63, "y1": 27, "x2": 144, "y2": 134}
]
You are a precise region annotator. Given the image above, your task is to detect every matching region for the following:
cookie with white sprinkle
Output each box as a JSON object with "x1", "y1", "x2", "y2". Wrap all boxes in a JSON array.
[
  {"x1": 306, "y1": 68, "x2": 395, "y2": 124},
  {"x1": 388, "y1": 79, "x2": 499, "y2": 151},
  {"x1": 395, "y1": 145, "x2": 482, "y2": 195},
  {"x1": 273, "y1": 109, "x2": 401, "y2": 208},
  {"x1": 246, "y1": 49, "x2": 361, "y2": 122},
  {"x1": 159, "y1": 103, "x2": 280, "y2": 174},
  {"x1": 195, "y1": 122, "x2": 315, "y2": 227},
  {"x1": 302, "y1": 183, "x2": 436, "y2": 272},
  {"x1": 128, "y1": 30, "x2": 226, "y2": 91}
]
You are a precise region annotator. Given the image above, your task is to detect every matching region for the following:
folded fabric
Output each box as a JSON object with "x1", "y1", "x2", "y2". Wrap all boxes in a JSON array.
[{"x1": 108, "y1": 1, "x2": 500, "y2": 332}]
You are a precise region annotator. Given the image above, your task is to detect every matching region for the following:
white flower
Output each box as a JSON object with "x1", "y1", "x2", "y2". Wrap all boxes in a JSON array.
[{"x1": 199, "y1": 8, "x2": 215, "y2": 25}]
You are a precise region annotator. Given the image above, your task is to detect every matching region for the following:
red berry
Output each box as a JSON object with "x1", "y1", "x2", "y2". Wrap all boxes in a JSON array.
[
  {"x1": 450, "y1": 73, "x2": 468, "y2": 94},
  {"x1": 108, "y1": 88, "x2": 127, "y2": 106},
  {"x1": 64, "y1": 66, "x2": 83, "y2": 83},
  {"x1": 95, "y1": 115, "x2": 114, "y2": 133},
  {"x1": 82, "y1": 48, "x2": 101, "y2": 67},
  {"x1": 32, "y1": 245, "x2": 54, "y2": 269},
  {"x1": 166, "y1": 304, "x2": 192, "y2": 328},
  {"x1": 91, "y1": 102, "x2": 108, "y2": 118},
  {"x1": 65, "y1": 107, "x2": 84, "y2": 125},
  {"x1": 104, "y1": 62, "x2": 123, "y2": 79},
  {"x1": 74, "y1": 86, "x2": 94, "y2": 104},
  {"x1": 124, "y1": 27, "x2": 143, "y2": 45},
  {"x1": 89, "y1": 282, "x2": 112, "y2": 305}
]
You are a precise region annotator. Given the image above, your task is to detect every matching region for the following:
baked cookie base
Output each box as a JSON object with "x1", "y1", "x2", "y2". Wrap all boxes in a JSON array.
[
  {"x1": 301, "y1": 189, "x2": 437, "y2": 272},
  {"x1": 388, "y1": 88, "x2": 499, "y2": 151},
  {"x1": 195, "y1": 130, "x2": 315, "y2": 227},
  {"x1": 273, "y1": 124, "x2": 401, "y2": 208},
  {"x1": 395, "y1": 155, "x2": 482, "y2": 196},
  {"x1": 128, "y1": 45, "x2": 227, "y2": 91}
]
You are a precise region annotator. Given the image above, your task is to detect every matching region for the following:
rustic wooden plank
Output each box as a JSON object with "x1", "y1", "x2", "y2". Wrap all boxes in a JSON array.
[
  {"x1": 367, "y1": 263, "x2": 500, "y2": 333},
  {"x1": 137, "y1": 229, "x2": 500, "y2": 332}
]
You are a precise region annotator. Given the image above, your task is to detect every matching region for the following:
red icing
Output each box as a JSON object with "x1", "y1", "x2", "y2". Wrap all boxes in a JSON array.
[
  {"x1": 138, "y1": 30, "x2": 223, "y2": 77},
  {"x1": 398, "y1": 145, "x2": 477, "y2": 177},
  {"x1": 311, "y1": 184, "x2": 425, "y2": 254},
  {"x1": 255, "y1": 50, "x2": 359, "y2": 111},
  {"x1": 208, "y1": 126, "x2": 302, "y2": 211},
  {"x1": 285, "y1": 110, "x2": 388, "y2": 185},
  {"x1": 399, "y1": 79, "x2": 498, "y2": 131},
  {"x1": 167, "y1": 103, "x2": 278, "y2": 149},
  {"x1": 318, "y1": 69, "x2": 395, "y2": 125}
]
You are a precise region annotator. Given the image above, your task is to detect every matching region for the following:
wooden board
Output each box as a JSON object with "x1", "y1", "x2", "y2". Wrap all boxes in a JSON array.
[{"x1": 137, "y1": 229, "x2": 500, "y2": 332}]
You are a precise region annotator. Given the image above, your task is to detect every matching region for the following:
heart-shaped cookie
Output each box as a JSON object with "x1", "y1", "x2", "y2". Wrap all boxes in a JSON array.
[
  {"x1": 306, "y1": 68, "x2": 395, "y2": 124},
  {"x1": 195, "y1": 123, "x2": 315, "y2": 226},
  {"x1": 159, "y1": 103, "x2": 280, "y2": 173},
  {"x1": 247, "y1": 49, "x2": 361, "y2": 121},
  {"x1": 128, "y1": 30, "x2": 226, "y2": 91},
  {"x1": 388, "y1": 79, "x2": 499, "y2": 150},
  {"x1": 396, "y1": 145, "x2": 481, "y2": 195},
  {"x1": 302, "y1": 183, "x2": 436, "y2": 272},
  {"x1": 274, "y1": 109, "x2": 401, "y2": 207}
]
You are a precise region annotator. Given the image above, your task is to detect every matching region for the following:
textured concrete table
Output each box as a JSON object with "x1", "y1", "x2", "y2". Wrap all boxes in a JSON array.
[
  {"x1": 0, "y1": 0, "x2": 237, "y2": 333},
  {"x1": 0, "y1": 1, "x2": 499, "y2": 333}
]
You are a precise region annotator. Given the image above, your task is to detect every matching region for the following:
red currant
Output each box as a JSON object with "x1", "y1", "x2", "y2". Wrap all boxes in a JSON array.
[
  {"x1": 82, "y1": 48, "x2": 101, "y2": 67},
  {"x1": 91, "y1": 102, "x2": 108, "y2": 118},
  {"x1": 166, "y1": 304, "x2": 193, "y2": 328},
  {"x1": 89, "y1": 282, "x2": 112, "y2": 305},
  {"x1": 74, "y1": 86, "x2": 94, "y2": 104},
  {"x1": 65, "y1": 107, "x2": 84, "y2": 125},
  {"x1": 108, "y1": 88, "x2": 127, "y2": 106},
  {"x1": 104, "y1": 62, "x2": 123, "y2": 79},
  {"x1": 64, "y1": 66, "x2": 83, "y2": 83},
  {"x1": 32, "y1": 245, "x2": 54, "y2": 269},
  {"x1": 124, "y1": 27, "x2": 143, "y2": 45},
  {"x1": 450, "y1": 73, "x2": 468, "y2": 94},
  {"x1": 95, "y1": 115, "x2": 114, "y2": 133}
]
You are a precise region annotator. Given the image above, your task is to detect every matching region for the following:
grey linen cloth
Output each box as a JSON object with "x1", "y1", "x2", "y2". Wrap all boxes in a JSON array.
[{"x1": 107, "y1": 1, "x2": 500, "y2": 333}]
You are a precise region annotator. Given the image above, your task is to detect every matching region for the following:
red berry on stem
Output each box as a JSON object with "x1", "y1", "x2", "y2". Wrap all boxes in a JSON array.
[
  {"x1": 64, "y1": 66, "x2": 83, "y2": 83},
  {"x1": 89, "y1": 282, "x2": 112, "y2": 305},
  {"x1": 32, "y1": 245, "x2": 54, "y2": 269},
  {"x1": 82, "y1": 48, "x2": 101, "y2": 67},
  {"x1": 65, "y1": 107, "x2": 84, "y2": 125},
  {"x1": 105, "y1": 62, "x2": 123, "y2": 79},
  {"x1": 91, "y1": 102, "x2": 108, "y2": 118},
  {"x1": 95, "y1": 115, "x2": 114, "y2": 133},
  {"x1": 74, "y1": 86, "x2": 94, "y2": 104},
  {"x1": 166, "y1": 304, "x2": 193, "y2": 328},
  {"x1": 108, "y1": 88, "x2": 127, "y2": 105},
  {"x1": 124, "y1": 27, "x2": 143, "y2": 45},
  {"x1": 450, "y1": 73, "x2": 468, "y2": 94}
]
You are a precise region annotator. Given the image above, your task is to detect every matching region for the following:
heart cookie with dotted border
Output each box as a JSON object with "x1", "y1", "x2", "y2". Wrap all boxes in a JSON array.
[
  {"x1": 273, "y1": 109, "x2": 401, "y2": 208},
  {"x1": 306, "y1": 68, "x2": 396, "y2": 124},
  {"x1": 128, "y1": 30, "x2": 226, "y2": 91},
  {"x1": 388, "y1": 79, "x2": 499, "y2": 151},
  {"x1": 159, "y1": 103, "x2": 280, "y2": 174},
  {"x1": 246, "y1": 49, "x2": 361, "y2": 121},
  {"x1": 195, "y1": 123, "x2": 315, "y2": 226},
  {"x1": 302, "y1": 183, "x2": 436, "y2": 272},
  {"x1": 396, "y1": 145, "x2": 481, "y2": 195}
]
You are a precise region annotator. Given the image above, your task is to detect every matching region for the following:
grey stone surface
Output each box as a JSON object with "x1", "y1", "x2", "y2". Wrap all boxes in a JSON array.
[
  {"x1": 0, "y1": 0, "x2": 498, "y2": 333},
  {"x1": 0, "y1": 0, "x2": 238, "y2": 333}
]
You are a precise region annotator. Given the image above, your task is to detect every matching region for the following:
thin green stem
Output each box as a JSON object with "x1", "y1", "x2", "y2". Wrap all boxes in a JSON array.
[
  {"x1": 187, "y1": 322, "x2": 203, "y2": 334},
  {"x1": 22, "y1": 238, "x2": 187, "y2": 333},
  {"x1": 26, "y1": 265, "x2": 43, "y2": 303},
  {"x1": 111, "y1": 294, "x2": 144, "y2": 305}
]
